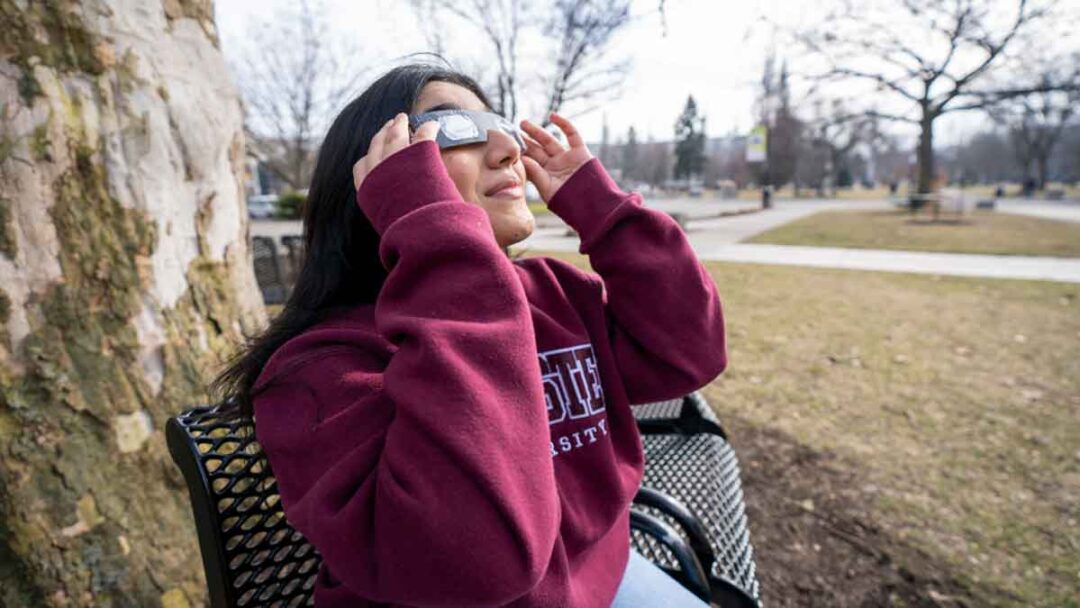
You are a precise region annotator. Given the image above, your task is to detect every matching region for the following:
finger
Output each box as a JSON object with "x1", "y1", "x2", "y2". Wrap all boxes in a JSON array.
[
  {"x1": 549, "y1": 112, "x2": 584, "y2": 149},
  {"x1": 522, "y1": 156, "x2": 546, "y2": 190},
  {"x1": 384, "y1": 113, "x2": 410, "y2": 156},
  {"x1": 521, "y1": 132, "x2": 550, "y2": 164},
  {"x1": 412, "y1": 118, "x2": 441, "y2": 143},
  {"x1": 520, "y1": 118, "x2": 565, "y2": 157},
  {"x1": 368, "y1": 117, "x2": 393, "y2": 164}
]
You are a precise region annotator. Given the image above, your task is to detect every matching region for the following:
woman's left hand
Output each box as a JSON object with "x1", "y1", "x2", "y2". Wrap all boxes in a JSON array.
[{"x1": 519, "y1": 112, "x2": 595, "y2": 203}]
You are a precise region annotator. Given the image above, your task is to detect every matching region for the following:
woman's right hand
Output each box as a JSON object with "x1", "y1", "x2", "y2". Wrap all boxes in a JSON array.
[{"x1": 353, "y1": 113, "x2": 441, "y2": 191}]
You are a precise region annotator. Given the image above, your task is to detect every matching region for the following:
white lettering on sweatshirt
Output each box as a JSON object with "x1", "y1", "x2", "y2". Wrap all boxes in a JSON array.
[{"x1": 540, "y1": 344, "x2": 609, "y2": 457}]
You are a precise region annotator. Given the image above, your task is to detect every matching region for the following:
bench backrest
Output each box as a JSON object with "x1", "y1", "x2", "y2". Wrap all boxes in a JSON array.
[{"x1": 166, "y1": 403, "x2": 319, "y2": 607}]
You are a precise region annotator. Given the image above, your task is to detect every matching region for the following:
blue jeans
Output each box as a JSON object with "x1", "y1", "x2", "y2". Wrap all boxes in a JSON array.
[{"x1": 610, "y1": 549, "x2": 712, "y2": 607}]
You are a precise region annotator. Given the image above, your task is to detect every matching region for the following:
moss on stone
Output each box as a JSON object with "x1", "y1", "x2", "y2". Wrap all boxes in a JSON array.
[
  {"x1": 162, "y1": 0, "x2": 214, "y2": 22},
  {"x1": 114, "y1": 48, "x2": 147, "y2": 95},
  {"x1": 0, "y1": 133, "x2": 15, "y2": 167},
  {"x1": 0, "y1": 287, "x2": 10, "y2": 365},
  {"x1": 31, "y1": 123, "x2": 51, "y2": 162},
  {"x1": 0, "y1": 289, "x2": 9, "y2": 326},
  {"x1": 154, "y1": 254, "x2": 249, "y2": 415},
  {"x1": 15, "y1": 66, "x2": 43, "y2": 104},
  {"x1": 0, "y1": 513, "x2": 48, "y2": 608},
  {"x1": 8, "y1": 133, "x2": 160, "y2": 422},
  {"x1": 0, "y1": 197, "x2": 14, "y2": 260},
  {"x1": 0, "y1": 1, "x2": 104, "y2": 103},
  {"x1": 161, "y1": 0, "x2": 219, "y2": 47}
]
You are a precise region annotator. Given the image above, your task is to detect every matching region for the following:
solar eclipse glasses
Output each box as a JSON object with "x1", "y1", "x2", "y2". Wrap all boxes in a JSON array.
[{"x1": 408, "y1": 109, "x2": 526, "y2": 151}]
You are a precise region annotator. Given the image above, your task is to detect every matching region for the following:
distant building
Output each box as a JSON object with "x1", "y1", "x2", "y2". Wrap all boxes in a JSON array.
[{"x1": 590, "y1": 133, "x2": 750, "y2": 190}]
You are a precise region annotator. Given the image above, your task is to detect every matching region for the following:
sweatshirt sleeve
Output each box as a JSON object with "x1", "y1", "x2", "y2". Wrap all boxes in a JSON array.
[
  {"x1": 546, "y1": 158, "x2": 727, "y2": 405},
  {"x1": 252, "y1": 140, "x2": 560, "y2": 606}
]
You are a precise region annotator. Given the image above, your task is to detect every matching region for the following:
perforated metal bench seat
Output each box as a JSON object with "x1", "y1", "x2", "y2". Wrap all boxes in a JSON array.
[{"x1": 631, "y1": 391, "x2": 729, "y2": 438}]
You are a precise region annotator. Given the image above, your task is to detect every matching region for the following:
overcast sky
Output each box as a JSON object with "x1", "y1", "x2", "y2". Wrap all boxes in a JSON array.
[{"x1": 214, "y1": 0, "x2": 1070, "y2": 149}]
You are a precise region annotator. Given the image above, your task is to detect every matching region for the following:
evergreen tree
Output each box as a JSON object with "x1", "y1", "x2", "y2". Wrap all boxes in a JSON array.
[{"x1": 674, "y1": 95, "x2": 706, "y2": 181}]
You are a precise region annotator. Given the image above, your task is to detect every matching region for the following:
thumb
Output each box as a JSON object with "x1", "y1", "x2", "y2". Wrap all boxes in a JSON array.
[
  {"x1": 522, "y1": 156, "x2": 546, "y2": 190},
  {"x1": 411, "y1": 119, "x2": 440, "y2": 143},
  {"x1": 520, "y1": 155, "x2": 548, "y2": 196}
]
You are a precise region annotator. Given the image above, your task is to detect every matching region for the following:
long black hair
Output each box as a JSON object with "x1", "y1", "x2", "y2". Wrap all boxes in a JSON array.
[{"x1": 209, "y1": 56, "x2": 496, "y2": 420}]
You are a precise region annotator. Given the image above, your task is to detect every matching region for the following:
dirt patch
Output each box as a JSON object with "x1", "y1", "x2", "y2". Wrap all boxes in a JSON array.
[{"x1": 722, "y1": 413, "x2": 1007, "y2": 607}]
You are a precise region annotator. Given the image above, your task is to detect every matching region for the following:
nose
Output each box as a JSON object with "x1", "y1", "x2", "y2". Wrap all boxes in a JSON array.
[{"x1": 484, "y1": 127, "x2": 522, "y2": 168}]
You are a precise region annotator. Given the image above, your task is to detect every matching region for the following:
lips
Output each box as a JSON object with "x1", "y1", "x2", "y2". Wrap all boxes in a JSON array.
[{"x1": 484, "y1": 177, "x2": 523, "y2": 197}]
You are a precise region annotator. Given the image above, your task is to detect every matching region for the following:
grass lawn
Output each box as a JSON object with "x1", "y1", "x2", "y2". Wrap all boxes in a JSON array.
[
  {"x1": 747, "y1": 209, "x2": 1080, "y2": 257},
  {"x1": 527, "y1": 201, "x2": 551, "y2": 215},
  {"x1": 523, "y1": 250, "x2": 1080, "y2": 607}
]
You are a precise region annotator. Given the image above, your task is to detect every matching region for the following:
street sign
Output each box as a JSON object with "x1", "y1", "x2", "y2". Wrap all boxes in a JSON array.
[{"x1": 746, "y1": 125, "x2": 767, "y2": 163}]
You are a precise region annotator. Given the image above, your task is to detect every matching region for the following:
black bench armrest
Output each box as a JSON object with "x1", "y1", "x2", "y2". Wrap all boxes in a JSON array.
[{"x1": 628, "y1": 508, "x2": 712, "y2": 602}]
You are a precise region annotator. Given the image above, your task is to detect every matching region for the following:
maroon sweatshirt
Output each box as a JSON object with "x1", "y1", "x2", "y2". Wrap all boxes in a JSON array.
[{"x1": 251, "y1": 140, "x2": 727, "y2": 607}]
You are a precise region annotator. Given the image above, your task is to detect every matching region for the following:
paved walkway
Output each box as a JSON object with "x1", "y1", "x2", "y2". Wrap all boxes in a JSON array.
[
  {"x1": 517, "y1": 199, "x2": 1080, "y2": 283},
  {"x1": 692, "y1": 244, "x2": 1080, "y2": 283},
  {"x1": 522, "y1": 199, "x2": 887, "y2": 247},
  {"x1": 996, "y1": 199, "x2": 1080, "y2": 223}
]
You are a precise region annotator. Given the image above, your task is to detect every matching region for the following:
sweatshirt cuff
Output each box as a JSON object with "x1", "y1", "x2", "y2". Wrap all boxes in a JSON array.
[
  {"x1": 355, "y1": 140, "x2": 463, "y2": 236},
  {"x1": 545, "y1": 157, "x2": 641, "y2": 241}
]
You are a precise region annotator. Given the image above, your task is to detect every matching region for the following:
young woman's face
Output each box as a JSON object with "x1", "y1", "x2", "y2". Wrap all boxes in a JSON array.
[{"x1": 411, "y1": 81, "x2": 534, "y2": 249}]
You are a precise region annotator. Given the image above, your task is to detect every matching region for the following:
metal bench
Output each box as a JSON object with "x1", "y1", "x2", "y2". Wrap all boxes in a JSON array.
[
  {"x1": 280, "y1": 236, "x2": 305, "y2": 287},
  {"x1": 251, "y1": 236, "x2": 289, "y2": 305},
  {"x1": 167, "y1": 391, "x2": 760, "y2": 607}
]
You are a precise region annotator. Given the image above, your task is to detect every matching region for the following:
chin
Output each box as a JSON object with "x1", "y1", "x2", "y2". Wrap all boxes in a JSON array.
[{"x1": 496, "y1": 212, "x2": 535, "y2": 248}]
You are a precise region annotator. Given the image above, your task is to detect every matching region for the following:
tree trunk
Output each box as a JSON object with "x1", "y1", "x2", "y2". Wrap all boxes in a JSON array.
[
  {"x1": 1035, "y1": 154, "x2": 1049, "y2": 191},
  {"x1": 917, "y1": 109, "x2": 935, "y2": 195},
  {"x1": 0, "y1": 2, "x2": 266, "y2": 606}
]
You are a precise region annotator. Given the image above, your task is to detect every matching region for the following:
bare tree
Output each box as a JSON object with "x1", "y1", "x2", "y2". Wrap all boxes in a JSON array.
[
  {"x1": 989, "y1": 64, "x2": 1079, "y2": 190},
  {"x1": 943, "y1": 130, "x2": 1016, "y2": 183},
  {"x1": 229, "y1": 0, "x2": 371, "y2": 190},
  {"x1": 798, "y1": 0, "x2": 1076, "y2": 195},
  {"x1": 804, "y1": 99, "x2": 880, "y2": 194},
  {"x1": 410, "y1": 0, "x2": 669, "y2": 128},
  {"x1": 408, "y1": 0, "x2": 529, "y2": 119},
  {"x1": 641, "y1": 138, "x2": 674, "y2": 187},
  {"x1": 863, "y1": 114, "x2": 907, "y2": 186},
  {"x1": 538, "y1": 0, "x2": 634, "y2": 125},
  {"x1": 1059, "y1": 124, "x2": 1080, "y2": 182}
]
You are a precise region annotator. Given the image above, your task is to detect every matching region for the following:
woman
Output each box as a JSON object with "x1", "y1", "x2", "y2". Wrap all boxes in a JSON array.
[{"x1": 211, "y1": 59, "x2": 726, "y2": 607}]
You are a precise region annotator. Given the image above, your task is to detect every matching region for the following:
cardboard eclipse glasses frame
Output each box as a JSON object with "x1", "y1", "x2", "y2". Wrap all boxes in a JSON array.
[{"x1": 407, "y1": 109, "x2": 526, "y2": 151}]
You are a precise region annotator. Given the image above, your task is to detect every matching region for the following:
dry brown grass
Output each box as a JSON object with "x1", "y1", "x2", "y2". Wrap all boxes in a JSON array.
[
  {"x1": 746, "y1": 209, "x2": 1080, "y2": 257},
  {"x1": 525, "y1": 249, "x2": 1080, "y2": 607}
]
